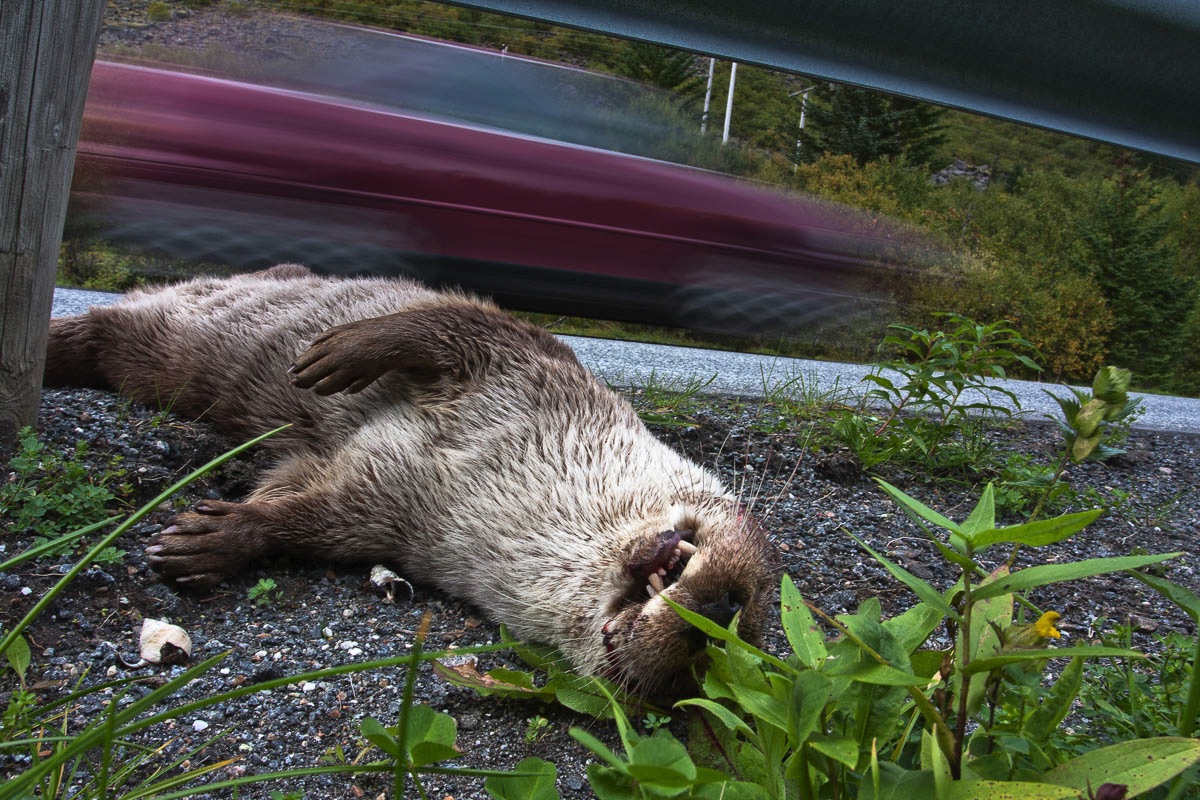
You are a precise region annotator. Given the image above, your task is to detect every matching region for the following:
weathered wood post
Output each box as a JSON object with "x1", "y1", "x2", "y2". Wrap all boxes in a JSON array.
[{"x1": 0, "y1": 0, "x2": 106, "y2": 450}]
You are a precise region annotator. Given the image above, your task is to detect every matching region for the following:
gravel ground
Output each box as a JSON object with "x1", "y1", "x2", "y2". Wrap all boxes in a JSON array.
[{"x1": 3, "y1": 381, "x2": 1198, "y2": 798}]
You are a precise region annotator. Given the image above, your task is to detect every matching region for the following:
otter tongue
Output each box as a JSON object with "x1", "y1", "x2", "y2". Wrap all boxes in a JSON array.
[{"x1": 630, "y1": 531, "x2": 682, "y2": 580}]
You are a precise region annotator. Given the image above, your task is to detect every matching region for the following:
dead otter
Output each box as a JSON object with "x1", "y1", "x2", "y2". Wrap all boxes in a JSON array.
[{"x1": 43, "y1": 265, "x2": 780, "y2": 696}]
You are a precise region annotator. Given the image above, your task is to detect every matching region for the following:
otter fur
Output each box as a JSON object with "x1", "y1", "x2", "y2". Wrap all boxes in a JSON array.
[{"x1": 44, "y1": 265, "x2": 779, "y2": 696}]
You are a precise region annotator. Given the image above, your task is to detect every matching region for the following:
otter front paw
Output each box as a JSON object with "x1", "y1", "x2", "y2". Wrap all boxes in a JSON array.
[
  {"x1": 146, "y1": 501, "x2": 268, "y2": 589},
  {"x1": 289, "y1": 322, "x2": 390, "y2": 395}
]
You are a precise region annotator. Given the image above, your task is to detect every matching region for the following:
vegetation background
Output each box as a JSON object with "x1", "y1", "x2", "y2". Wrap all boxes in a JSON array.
[{"x1": 70, "y1": 0, "x2": 1200, "y2": 398}]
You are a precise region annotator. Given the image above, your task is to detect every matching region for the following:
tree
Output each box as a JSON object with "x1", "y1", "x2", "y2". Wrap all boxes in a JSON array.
[
  {"x1": 1073, "y1": 160, "x2": 1197, "y2": 387},
  {"x1": 798, "y1": 84, "x2": 945, "y2": 166},
  {"x1": 615, "y1": 42, "x2": 699, "y2": 92}
]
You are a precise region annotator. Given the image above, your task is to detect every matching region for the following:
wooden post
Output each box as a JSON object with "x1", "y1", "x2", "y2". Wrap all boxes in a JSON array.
[{"x1": 0, "y1": 0, "x2": 106, "y2": 449}]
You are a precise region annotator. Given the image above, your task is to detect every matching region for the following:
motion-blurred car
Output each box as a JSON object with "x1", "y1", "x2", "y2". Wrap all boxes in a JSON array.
[{"x1": 72, "y1": 60, "x2": 896, "y2": 332}]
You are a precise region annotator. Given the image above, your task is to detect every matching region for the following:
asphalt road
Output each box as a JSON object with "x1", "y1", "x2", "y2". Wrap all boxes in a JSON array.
[{"x1": 51, "y1": 287, "x2": 1200, "y2": 434}]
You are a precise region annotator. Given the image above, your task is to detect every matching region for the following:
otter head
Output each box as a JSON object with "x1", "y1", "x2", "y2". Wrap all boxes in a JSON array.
[{"x1": 598, "y1": 507, "x2": 780, "y2": 698}]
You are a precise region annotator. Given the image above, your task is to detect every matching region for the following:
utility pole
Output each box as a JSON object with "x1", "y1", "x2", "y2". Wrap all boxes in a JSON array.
[
  {"x1": 790, "y1": 84, "x2": 814, "y2": 165},
  {"x1": 700, "y1": 57, "x2": 715, "y2": 135},
  {"x1": 0, "y1": 0, "x2": 106, "y2": 449},
  {"x1": 722, "y1": 61, "x2": 737, "y2": 144}
]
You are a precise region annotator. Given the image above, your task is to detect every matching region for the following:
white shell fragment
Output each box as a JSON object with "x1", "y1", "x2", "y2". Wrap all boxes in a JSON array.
[
  {"x1": 369, "y1": 565, "x2": 414, "y2": 604},
  {"x1": 139, "y1": 618, "x2": 193, "y2": 665}
]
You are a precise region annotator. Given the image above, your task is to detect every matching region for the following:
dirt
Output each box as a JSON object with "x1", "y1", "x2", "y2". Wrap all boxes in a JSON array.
[{"x1": 3, "y1": 383, "x2": 1199, "y2": 798}]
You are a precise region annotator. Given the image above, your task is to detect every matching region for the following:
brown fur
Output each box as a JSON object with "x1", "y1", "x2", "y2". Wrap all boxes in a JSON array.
[{"x1": 44, "y1": 266, "x2": 779, "y2": 696}]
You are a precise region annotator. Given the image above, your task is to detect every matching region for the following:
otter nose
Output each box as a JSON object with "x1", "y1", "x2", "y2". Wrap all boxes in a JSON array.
[{"x1": 699, "y1": 593, "x2": 742, "y2": 629}]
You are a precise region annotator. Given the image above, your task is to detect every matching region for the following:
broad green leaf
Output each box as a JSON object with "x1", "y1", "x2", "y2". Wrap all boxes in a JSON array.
[
  {"x1": 789, "y1": 669, "x2": 832, "y2": 745},
  {"x1": 960, "y1": 483, "x2": 996, "y2": 539},
  {"x1": 874, "y1": 478, "x2": 962, "y2": 537},
  {"x1": 693, "y1": 780, "x2": 771, "y2": 800},
  {"x1": 661, "y1": 595, "x2": 793, "y2": 673},
  {"x1": 780, "y1": 574, "x2": 827, "y2": 669},
  {"x1": 360, "y1": 717, "x2": 401, "y2": 759},
  {"x1": 971, "y1": 553, "x2": 1180, "y2": 600},
  {"x1": 858, "y1": 762, "x2": 936, "y2": 800},
  {"x1": 501, "y1": 625, "x2": 569, "y2": 672},
  {"x1": 970, "y1": 508, "x2": 1103, "y2": 549},
  {"x1": 552, "y1": 673, "x2": 616, "y2": 719},
  {"x1": 884, "y1": 602, "x2": 946, "y2": 655},
  {"x1": 909, "y1": 649, "x2": 947, "y2": 680},
  {"x1": 1127, "y1": 570, "x2": 1200, "y2": 623},
  {"x1": 675, "y1": 698, "x2": 755, "y2": 737},
  {"x1": 851, "y1": 535, "x2": 958, "y2": 621},
  {"x1": 404, "y1": 705, "x2": 461, "y2": 767},
  {"x1": 963, "y1": 646, "x2": 1142, "y2": 675},
  {"x1": 827, "y1": 662, "x2": 926, "y2": 686},
  {"x1": 946, "y1": 781, "x2": 1079, "y2": 799},
  {"x1": 627, "y1": 735, "x2": 697, "y2": 788},
  {"x1": 729, "y1": 684, "x2": 790, "y2": 734},
  {"x1": 921, "y1": 727, "x2": 952, "y2": 799},
  {"x1": 1024, "y1": 657, "x2": 1083, "y2": 744},
  {"x1": 1042, "y1": 737, "x2": 1200, "y2": 795},
  {"x1": 3, "y1": 632, "x2": 31, "y2": 682},
  {"x1": 588, "y1": 763, "x2": 634, "y2": 800},
  {"x1": 958, "y1": 571, "x2": 1010, "y2": 715},
  {"x1": 809, "y1": 734, "x2": 859, "y2": 769},
  {"x1": 485, "y1": 757, "x2": 559, "y2": 800},
  {"x1": 571, "y1": 728, "x2": 628, "y2": 772},
  {"x1": 724, "y1": 633, "x2": 771, "y2": 694},
  {"x1": 431, "y1": 660, "x2": 554, "y2": 703}
]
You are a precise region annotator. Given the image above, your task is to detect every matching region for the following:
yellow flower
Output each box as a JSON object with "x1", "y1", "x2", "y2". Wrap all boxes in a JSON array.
[
  {"x1": 1034, "y1": 611, "x2": 1062, "y2": 639},
  {"x1": 1004, "y1": 611, "x2": 1063, "y2": 649}
]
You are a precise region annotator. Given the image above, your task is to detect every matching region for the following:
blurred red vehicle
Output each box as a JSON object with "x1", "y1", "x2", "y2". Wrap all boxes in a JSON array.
[{"x1": 72, "y1": 61, "x2": 892, "y2": 332}]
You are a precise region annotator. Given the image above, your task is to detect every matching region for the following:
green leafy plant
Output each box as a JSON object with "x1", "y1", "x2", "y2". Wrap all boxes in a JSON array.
[
  {"x1": 570, "y1": 481, "x2": 1197, "y2": 799},
  {"x1": 247, "y1": 577, "x2": 282, "y2": 607},
  {"x1": 1072, "y1": 625, "x2": 1196, "y2": 744},
  {"x1": 570, "y1": 680, "x2": 757, "y2": 799},
  {"x1": 1, "y1": 427, "x2": 129, "y2": 552},
  {"x1": 525, "y1": 715, "x2": 552, "y2": 744},
  {"x1": 1025, "y1": 366, "x2": 1142, "y2": 520},
  {"x1": 834, "y1": 313, "x2": 1042, "y2": 474}
]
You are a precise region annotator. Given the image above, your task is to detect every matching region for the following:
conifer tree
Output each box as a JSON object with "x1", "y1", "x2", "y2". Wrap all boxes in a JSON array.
[
  {"x1": 1074, "y1": 159, "x2": 1197, "y2": 387},
  {"x1": 798, "y1": 84, "x2": 945, "y2": 166}
]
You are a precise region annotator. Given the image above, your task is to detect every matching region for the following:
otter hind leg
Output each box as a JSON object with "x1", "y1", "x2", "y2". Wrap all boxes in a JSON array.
[
  {"x1": 146, "y1": 487, "x2": 396, "y2": 589},
  {"x1": 146, "y1": 500, "x2": 275, "y2": 589},
  {"x1": 43, "y1": 315, "x2": 110, "y2": 389}
]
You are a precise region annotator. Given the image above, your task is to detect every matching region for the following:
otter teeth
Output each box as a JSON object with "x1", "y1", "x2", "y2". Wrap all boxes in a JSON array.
[
  {"x1": 677, "y1": 540, "x2": 698, "y2": 555},
  {"x1": 647, "y1": 573, "x2": 665, "y2": 596}
]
